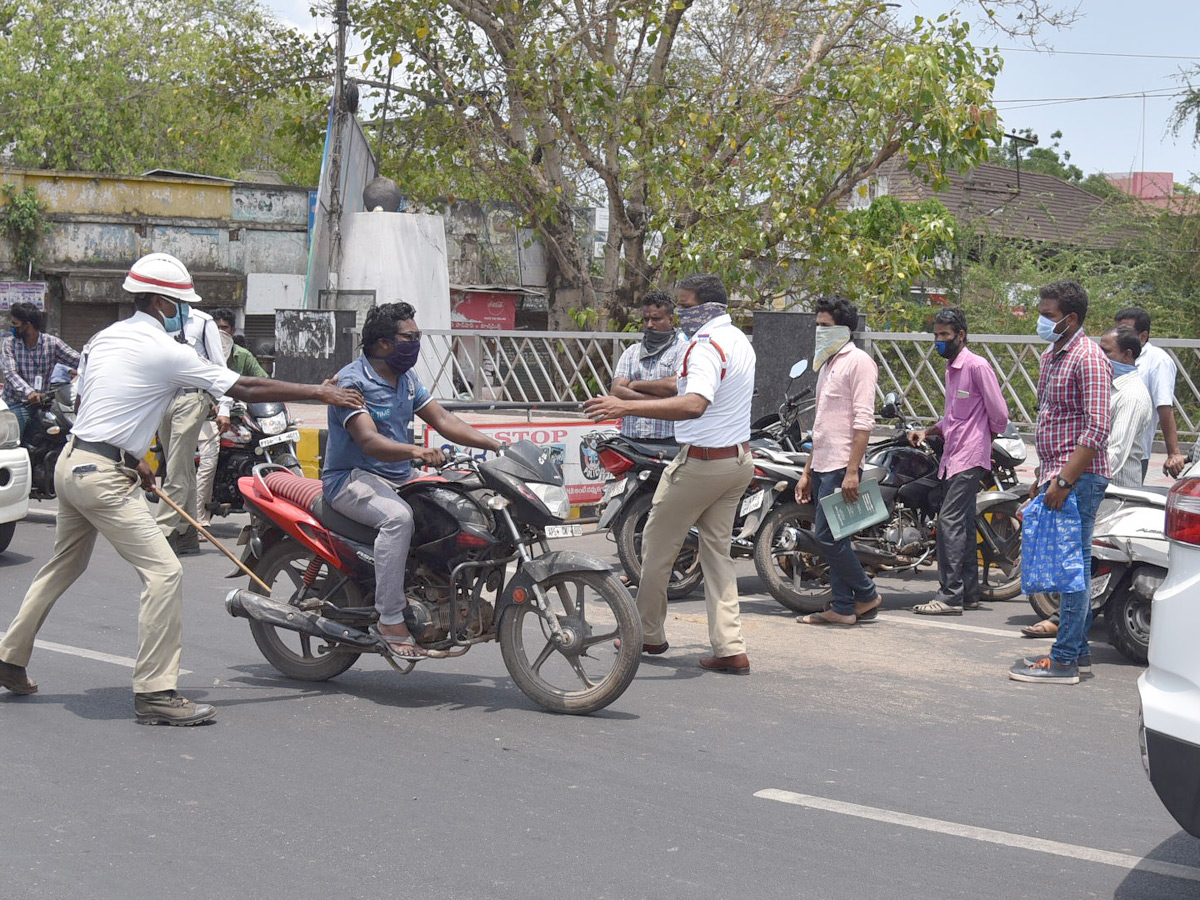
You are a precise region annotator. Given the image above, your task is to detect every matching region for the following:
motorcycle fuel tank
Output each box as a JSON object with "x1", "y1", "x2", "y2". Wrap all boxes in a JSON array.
[{"x1": 866, "y1": 445, "x2": 938, "y2": 488}]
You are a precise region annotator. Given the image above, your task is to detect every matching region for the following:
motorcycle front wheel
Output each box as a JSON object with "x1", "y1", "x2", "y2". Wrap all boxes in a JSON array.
[
  {"x1": 977, "y1": 501, "x2": 1023, "y2": 601},
  {"x1": 247, "y1": 540, "x2": 365, "y2": 681},
  {"x1": 615, "y1": 493, "x2": 704, "y2": 601},
  {"x1": 1105, "y1": 588, "x2": 1150, "y2": 665},
  {"x1": 499, "y1": 569, "x2": 641, "y2": 715},
  {"x1": 752, "y1": 502, "x2": 828, "y2": 614}
]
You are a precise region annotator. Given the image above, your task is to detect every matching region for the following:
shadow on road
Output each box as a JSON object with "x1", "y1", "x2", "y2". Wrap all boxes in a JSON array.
[{"x1": 1115, "y1": 831, "x2": 1200, "y2": 899}]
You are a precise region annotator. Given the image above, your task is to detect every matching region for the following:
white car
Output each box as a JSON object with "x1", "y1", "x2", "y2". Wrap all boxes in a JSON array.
[
  {"x1": 1138, "y1": 472, "x2": 1200, "y2": 837},
  {"x1": 0, "y1": 397, "x2": 31, "y2": 553}
]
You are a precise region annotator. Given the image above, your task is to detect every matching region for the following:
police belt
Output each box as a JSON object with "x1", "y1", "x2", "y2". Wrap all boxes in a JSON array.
[{"x1": 71, "y1": 438, "x2": 141, "y2": 468}]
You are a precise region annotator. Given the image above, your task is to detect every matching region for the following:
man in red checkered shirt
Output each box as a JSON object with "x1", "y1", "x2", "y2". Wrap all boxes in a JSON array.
[{"x1": 1010, "y1": 280, "x2": 1110, "y2": 686}]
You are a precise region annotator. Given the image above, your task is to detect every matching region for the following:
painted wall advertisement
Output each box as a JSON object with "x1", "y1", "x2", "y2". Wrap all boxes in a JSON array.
[
  {"x1": 424, "y1": 420, "x2": 619, "y2": 506},
  {"x1": 0, "y1": 282, "x2": 47, "y2": 310}
]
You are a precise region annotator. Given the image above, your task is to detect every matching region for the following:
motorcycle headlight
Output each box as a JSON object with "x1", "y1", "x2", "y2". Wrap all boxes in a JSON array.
[
  {"x1": 527, "y1": 482, "x2": 571, "y2": 520},
  {"x1": 0, "y1": 408, "x2": 19, "y2": 449},
  {"x1": 256, "y1": 412, "x2": 289, "y2": 435}
]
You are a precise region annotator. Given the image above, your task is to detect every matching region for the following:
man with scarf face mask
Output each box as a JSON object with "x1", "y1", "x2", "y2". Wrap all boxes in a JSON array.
[
  {"x1": 610, "y1": 291, "x2": 687, "y2": 442},
  {"x1": 906, "y1": 307, "x2": 1008, "y2": 616},
  {"x1": 584, "y1": 274, "x2": 756, "y2": 675},
  {"x1": 322, "y1": 302, "x2": 502, "y2": 658}
]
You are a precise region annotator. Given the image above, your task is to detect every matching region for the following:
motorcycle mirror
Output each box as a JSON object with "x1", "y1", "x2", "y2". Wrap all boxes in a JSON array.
[{"x1": 789, "y1": 359, "x2": 808, "y2": 379}]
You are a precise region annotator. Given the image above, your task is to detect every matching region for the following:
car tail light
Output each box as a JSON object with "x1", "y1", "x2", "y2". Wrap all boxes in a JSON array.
[
  {"x1": 598, "y1": 448, "x2": 634, "y2": 475},
  {"x1": 1166, "y1": 477, "x2": 1200, "y2": 545}
]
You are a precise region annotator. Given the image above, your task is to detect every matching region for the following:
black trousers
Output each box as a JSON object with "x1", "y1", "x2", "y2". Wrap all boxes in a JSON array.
[{"x1": 934, "y1": 466, "x2": 986, "y2": 606}]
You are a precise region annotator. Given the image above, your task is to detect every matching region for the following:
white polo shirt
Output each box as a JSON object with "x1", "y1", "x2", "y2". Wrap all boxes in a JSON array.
[
  {"x1": 1135, "y1": 340, "x2": 1176, "y2": 456},
  {"x1": 72, "y1": 312, "x2": 241, "y2": 457},
  {"x1": 674, "y1": 314, "x2": 755, "y2": 448}
]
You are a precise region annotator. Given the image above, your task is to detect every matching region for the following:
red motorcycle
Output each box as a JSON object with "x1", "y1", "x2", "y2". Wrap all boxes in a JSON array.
[{"x1": 225, "y1": 441, "x2": 641, "y2": 715}]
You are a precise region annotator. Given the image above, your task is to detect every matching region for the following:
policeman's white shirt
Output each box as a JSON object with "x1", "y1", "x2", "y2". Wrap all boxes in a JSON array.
[
  {"x1": 72, "y1": 311, "x2": 240, "y2": 458},
  {"x1": 674, "y1": 313, "x2": 756, "y2": 448},
  {"x1": 182, "y1": 305, "x2": 236, "y2": 414}
]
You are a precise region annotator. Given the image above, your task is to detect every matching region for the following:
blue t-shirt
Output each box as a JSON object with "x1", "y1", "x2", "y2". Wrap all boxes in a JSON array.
[{"x1": 322, "y1": 354, "x2": 432, "y2": 497}]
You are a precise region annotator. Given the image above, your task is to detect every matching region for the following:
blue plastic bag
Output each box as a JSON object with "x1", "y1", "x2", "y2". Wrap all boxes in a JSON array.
[{"x1": 1020, "y1": 492, "x2": 1087, "y2": 595}]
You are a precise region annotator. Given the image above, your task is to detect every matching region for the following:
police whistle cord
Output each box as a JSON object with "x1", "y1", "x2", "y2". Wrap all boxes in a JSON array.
[{"x1": 151, "y1": 486, "x2": 272, "y2": 594}]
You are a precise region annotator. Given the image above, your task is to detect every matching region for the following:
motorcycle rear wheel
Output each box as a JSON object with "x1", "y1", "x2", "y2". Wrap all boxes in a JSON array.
[
  {"x1": 615, "y1": 493, "x2": 704, "y2": 601},
  {"x1": 1105, "y1": 588, "x2": 1150, "y2": 665},
  {"x1": 499, "y1": 570, "x2": 640, "y2": 715},
  {"x1": 978, "y1": 502, "x2": 1023, "y2": 601},
  {"x1": 752, "y1": 502, "x2": 828, "y2": 614},
  {"x1": 247, "y1": 541, "x2": 364, "y2": 681}
]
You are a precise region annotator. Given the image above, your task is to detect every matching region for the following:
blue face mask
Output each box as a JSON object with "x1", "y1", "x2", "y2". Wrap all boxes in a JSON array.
[
  {"x1": 161, "y1": 300, "x2": 188, "y2": 335},
  {"x1": 934, "y1": 337, "x2": 963, "y2": 359},
  {"x1": 1110, "y1": 359, "x2": 1137, "y2": 380},
  {"x1": 9, "y1": 326, "x2": 18, "y2": 339},
  {"x1": 383, "y1": 338, "x2": 421, "y2": 376},
  {"x1": 1036, "y1": 314, "x2": 1067, "y2": 343}
]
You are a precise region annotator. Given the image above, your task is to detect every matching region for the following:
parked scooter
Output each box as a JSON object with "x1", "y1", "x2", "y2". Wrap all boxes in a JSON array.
[
  {"x1": 23, "y1": 378, "x2": 76, "y2": 500},
  {"x1": 1027, "y1": 483, "x2": 1167, "y2": 665},
  {"x1": 753, "y1": 391, "x2": 1027, "y2": 614}
]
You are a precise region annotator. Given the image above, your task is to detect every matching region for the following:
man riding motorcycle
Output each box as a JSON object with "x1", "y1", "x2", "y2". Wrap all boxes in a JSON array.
[{"x1": 323, "y1": 302, "x2": 503, "y2": 659}]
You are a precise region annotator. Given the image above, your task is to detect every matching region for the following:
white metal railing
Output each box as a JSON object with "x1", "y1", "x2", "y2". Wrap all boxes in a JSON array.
[{"x1": 427, "y1": 329, "x2": 1200, "y2": 438}]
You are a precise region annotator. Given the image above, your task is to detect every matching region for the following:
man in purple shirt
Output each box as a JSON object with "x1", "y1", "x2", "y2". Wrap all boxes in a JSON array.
[{"x1": 907, "y1": 308, "x2": 1008, "y2": 615}]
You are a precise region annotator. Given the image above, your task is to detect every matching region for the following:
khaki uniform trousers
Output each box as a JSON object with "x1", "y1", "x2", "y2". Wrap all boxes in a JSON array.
[
  {"x1": 155, "y1": 390, "x2": 210, "y2": 538},
  {"x1": 636, "y1": 447, "x2": 753, "y2": 657},
  {"x1": 194, "y1": 420, "x2": 220, "y2": 527},
  {"x1": 0, "y1": 442, "x2": 185, "y2": 693}
]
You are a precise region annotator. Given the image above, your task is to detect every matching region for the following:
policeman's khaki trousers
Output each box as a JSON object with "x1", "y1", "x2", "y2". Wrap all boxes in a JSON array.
[
  {"x1": 636, "y1": 447, "x2": 753, "y2": 657},
  {"x1": 155, "y1": 391, "x2": 210, "y2": 538},
  {"x1": 194, "y1": 420, "x2": 220, "y2": 527},
  {"x1": 0, "y1": 443, "x2": 185, "y2": 693}
]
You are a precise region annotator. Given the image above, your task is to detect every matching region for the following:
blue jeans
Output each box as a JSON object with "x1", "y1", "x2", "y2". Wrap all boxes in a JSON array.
[
  {"x1": 10, "y1": 401, "x2": 31, "y2": 439},
  {"x1": 812, "y1": 468, "x2": 878, "y2": 615},
  {"x1": 1046, "y1": 473, "x2": 1108, "y2": 665}
]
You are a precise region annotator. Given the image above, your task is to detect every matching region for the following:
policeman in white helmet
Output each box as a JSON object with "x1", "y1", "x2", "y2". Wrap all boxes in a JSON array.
[
  {"x1": 0, "y1": 252, "x2": 364, "y2": 725},
  {"x1": 131, "y1": 254, "x2": 229, "y2": 554}
]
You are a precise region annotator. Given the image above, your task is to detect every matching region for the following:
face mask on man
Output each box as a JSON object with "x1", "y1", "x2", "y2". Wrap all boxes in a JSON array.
[
  {"x1": 678, "y1": 302, "x2": 726, "y2": 338},
  {"x1": 1036, "y1": 314, "x2": 1069, "y2": 343},
  {"x1": 383, "y1": 338, "x2": 421, "y2": 376},
  {"x1": 934, "y1": 335, "x2": 964, "y2": 360},
  {"x1": 161, "y1": 300, "x2": 189, "y2": 335},
  {"x1": 641, "y1": 328, "x2": 675, "y2": 355},
  {"x1": 219, "y1": 331, "x2": 235, "y2": 361},
  {"x1": 8, "y1": 325, "x2": 18, "y2": 339},
  {"x1": 1110, "y1": 359, "x2": 1137, "y2": 380},
  {"x1": 813, "y1": 325, "x2": 851, "y2": 370}
]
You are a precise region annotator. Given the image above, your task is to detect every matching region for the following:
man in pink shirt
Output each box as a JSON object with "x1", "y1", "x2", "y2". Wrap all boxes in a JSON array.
[
  {"x1": 907, "y1": 308, "x2": 1009, "y2": 615},
  {"x1": 796, "y1": 296, "x2": 882, "y2": 625}
]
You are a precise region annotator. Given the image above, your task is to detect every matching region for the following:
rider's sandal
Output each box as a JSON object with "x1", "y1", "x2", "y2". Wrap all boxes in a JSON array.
[
  {"x1": 370, "y1": 625, "x2": 428, "y2": 658},
  {"x1": 911, "y1": 599, "x2": 963, "y2": 616}
]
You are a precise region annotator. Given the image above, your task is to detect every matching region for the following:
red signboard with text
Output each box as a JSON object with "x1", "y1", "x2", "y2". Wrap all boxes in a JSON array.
[{"x1": 451, "y1": 290, "x2": 516, "y2": 331}]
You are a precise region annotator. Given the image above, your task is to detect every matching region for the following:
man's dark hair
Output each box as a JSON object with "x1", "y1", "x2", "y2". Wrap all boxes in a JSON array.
[
  {"x1": 677, "y1": 274, "x2": 727, "y2": 306},
  {"x1": 361, "y1": 302, "x2": 417, "y2": 347},
  {"x1": 1039, "y1": 280, "x2": 1088, "y2": 323},
  {"x1": 1105, "y1": 325, "x2": 1143, "y2": 361},
  {"x1": 9, "y1": 302, "x2": 42, "y2": 331},
  {"x1": 131, "y1": 293, "x2": 158, "y2": 313},
  {"x1": 1114, "y1": 305, "x2": 1151, "y2": 335},
  {"x1": 814, "y1": 295, "x2": 859, "y2": 330},
  {"x1": 932, "y1": 306, "x2": 968, "y2": 336},
  {"x1": 211, "y1": 307, "x2": 236, "y2": 329},
  {"x1": 641, "y1": 290, "x2": 674, "y2": 313}
]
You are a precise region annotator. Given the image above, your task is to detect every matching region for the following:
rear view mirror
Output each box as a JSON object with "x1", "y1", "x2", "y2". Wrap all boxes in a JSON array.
[
  {"x1": 880, "y1": 392, "x2": 900, "y2": 420},
  {"x1": 789, "y1": 359, "x2": 808, "y2": 379}
]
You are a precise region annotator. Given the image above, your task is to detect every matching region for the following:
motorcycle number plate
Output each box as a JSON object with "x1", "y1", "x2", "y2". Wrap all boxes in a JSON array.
[
  {"x1": 601, "y1": 479, "x2": 626, "y2": 504},
  {"x1": 259, "y1": 430, "x2": 300, "y2": 449},
  {"x1": 1090, "y1": 572, "x2": 1110, "y2": 600},
  {"x1": 739, "y1": 490, "x2": 766, "y2": 518},
  {"x1": 545, "y1": 524, "x2": 583, "y2": 539}
]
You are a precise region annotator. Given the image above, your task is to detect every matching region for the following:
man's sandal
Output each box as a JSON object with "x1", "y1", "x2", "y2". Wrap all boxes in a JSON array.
[
  {"x1": 1021, "y1": 619, "x2": 1059, "y2": 638},
  {"x1": 912, "y1": 599, "x2": 963, "y2": 616},
  {"x1": 370, "y1": 626, "x2": 429, "y2": 658}
]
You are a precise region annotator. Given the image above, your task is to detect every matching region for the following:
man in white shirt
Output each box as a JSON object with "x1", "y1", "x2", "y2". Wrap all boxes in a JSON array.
[
  {"x1": 584, "y1": 274, "x2": 756, "y2": 675},
  {"x1": 1114, "y1": 306, "x2": 1185, "y2": 479},
  {"x1": 0, "y1": 253, "x2": 363, "y2": 726},
  {"x1": 1102, "y1": 326, "x2": 1154, "y2": 489},
  {"x1": 155, "y1": 292, "x2": 228, "y2": 554}
]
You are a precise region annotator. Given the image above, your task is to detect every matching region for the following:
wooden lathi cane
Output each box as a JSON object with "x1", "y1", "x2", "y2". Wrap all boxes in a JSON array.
[{"x1": 152, "y1": 486, "x2": 272, "y2": 594}]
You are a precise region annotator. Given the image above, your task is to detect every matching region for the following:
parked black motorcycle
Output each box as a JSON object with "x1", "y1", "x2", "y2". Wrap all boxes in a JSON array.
[
  {"x1": 753, "y1": 392, "x2": 1027, "y2": 613},
  {"x1": 206, "y1": 401, "x2": 304, "y2": 519},
  {"x1": 23, "y1": 379, "x2": 76, "y2": 500}
]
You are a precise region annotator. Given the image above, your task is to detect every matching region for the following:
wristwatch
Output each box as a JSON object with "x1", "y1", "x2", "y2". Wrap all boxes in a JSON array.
[{"x1": 1055, "y1": 475, "x2": 1074, "y2": 491}]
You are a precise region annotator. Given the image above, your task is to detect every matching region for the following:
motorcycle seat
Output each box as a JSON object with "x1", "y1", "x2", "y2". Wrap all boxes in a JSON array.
[
  {"x1": 262, "y1": 471, "x2": 378, "y2": 545},
  {"x1": 622, "y1": 438, "x2": 679, "y2": 460}
]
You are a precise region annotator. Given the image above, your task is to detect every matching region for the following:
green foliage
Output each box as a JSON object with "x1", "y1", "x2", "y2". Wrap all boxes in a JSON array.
[
  {"x1": 0, "y1": 0, "x2": 330, "y2": 184},
  {"x1": 0, "y1": 183, "x2": 50, "y2": 268},
  {"x1": 988, "y1": 129, "x2": 1124, "y2": 200},
  {"x1": 352, "y1": 1, "x2": 1002, "y2": 326}
]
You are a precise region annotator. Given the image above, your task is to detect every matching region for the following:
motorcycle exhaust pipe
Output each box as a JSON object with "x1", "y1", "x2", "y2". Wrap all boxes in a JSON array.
[{"x1": 224, "y1": 589, "x2": 381, "y2": 651}]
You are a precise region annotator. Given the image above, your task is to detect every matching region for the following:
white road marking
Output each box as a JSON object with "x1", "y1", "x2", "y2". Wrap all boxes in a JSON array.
[
  {"x1": 755, "y1": 789, "x2": 1200, "y2": 883},
  {"x1": 0, "y1": 632, "x2": 191, "y2": 675},
  {"x1": 875, "y1": 614, "x2": 1024, "y2": 639}
]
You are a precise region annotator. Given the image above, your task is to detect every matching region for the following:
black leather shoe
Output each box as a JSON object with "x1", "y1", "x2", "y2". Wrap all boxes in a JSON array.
[{"x1": 0, "y1": 660, "x2": 37, "y2": 695}]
